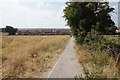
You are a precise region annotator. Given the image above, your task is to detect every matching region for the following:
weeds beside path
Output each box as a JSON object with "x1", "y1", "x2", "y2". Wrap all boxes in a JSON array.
[{"x1": 75, "y1": 43, "x2": 119, "y2": 78}]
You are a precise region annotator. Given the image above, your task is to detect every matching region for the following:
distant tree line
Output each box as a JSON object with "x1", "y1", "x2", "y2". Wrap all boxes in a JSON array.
[{"x1": 1, "y1": 26, "x2": 18, "y2": 35}]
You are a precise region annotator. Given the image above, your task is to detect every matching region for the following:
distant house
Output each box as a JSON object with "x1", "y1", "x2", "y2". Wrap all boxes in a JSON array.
[
  {"x1": 17, "y1": 29, "x2": 71, "y2": 35},
  {"x1": 51, "y1": 29, "x2": 56, "y2": 34},
  {"x1": 18, "y1": 30, "x2": 43, "y2": 35},
  {"x1": 42, "y1": 29, "x2": 52, "y2": 34},
  {"x1": 25, "y1": 30, "x2": 30, "y2": 35},
  {"x1": 18, "y1": 30, "x2": 26, "y2": 35},
  {"x1": 36, "y1": 30, "x2": 44, "y2": 34},
  {"x1": 56, "y1": 30, "x2": 62, "y2": 34},
  {"x1": 61, "y1": 29, "x2": 71, "y2": 34}
]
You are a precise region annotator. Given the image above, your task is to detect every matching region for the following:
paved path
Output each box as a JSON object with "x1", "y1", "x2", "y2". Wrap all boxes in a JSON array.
[{"x1": 48, "y1": 37, "x2": 83, "y2": 78}]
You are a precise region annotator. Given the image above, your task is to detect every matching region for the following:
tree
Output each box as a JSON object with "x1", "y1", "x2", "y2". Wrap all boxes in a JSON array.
[
  {"x1": 5, "y1": 26, "x2": 18, "y2": 35},
  {"x1": 63, "y1": 1, "x2": 117, "y2": 44}
]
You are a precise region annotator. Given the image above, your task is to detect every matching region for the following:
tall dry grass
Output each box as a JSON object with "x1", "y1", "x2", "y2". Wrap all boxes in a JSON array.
[
  {"x1": 75, "y1": 45, "x2": 118, "y2": 78},
  {"x1": 1, "y1": 35, "x2": 70, "y2": 78}
]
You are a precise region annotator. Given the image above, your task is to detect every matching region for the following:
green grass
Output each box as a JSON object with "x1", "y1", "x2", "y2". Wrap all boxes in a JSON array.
[{"x1": 104, "y1": 35, "x2": 120, "y2": 45}]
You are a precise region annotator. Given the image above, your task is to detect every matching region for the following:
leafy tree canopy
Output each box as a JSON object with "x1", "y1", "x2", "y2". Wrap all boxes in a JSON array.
[
  {"x1": 63, "y1": 1, "x2": 117, "y2": 44},
  {"x1": 5, "y1": 26, "x2": 18, "y2": 35}
]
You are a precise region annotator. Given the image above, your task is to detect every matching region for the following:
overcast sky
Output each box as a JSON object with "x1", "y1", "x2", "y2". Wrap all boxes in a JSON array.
[{"x1": 0, "y1": 0, "x2": 119, "y2": 28}]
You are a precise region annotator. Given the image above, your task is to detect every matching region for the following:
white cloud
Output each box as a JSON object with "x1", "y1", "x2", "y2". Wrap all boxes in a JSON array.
[
  {"x1": 0, "y1": 0, "x2": 68, "y2": 28},
  {"x1": 110, "y1": 2, "x2": 118, "y2": 26},
  {"x1": 36, "y1": 1, "x2": 50, "y2": 8},
  {"x1": 107, "y1": 0, "x2": 120, "y2": 2},
  {"x1": 17, "y1": 0, "x2": 68, "y2": 2}
]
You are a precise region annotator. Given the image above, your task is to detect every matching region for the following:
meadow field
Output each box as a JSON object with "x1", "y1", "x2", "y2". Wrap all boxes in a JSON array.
[{"x1": 1, "y1": 35, "x2": 70, "y2": 78}]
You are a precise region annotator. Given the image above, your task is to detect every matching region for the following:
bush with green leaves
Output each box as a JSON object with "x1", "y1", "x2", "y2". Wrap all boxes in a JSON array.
[
  {"x1": 63, "y1": 2, "x2": 117, "y2": 44},
  {"x1": 83, "y1": 29, "x2": 120, "y2": 57},
  {"x1": 83, "y1": 29, "x2": 107, "y2": 52}
]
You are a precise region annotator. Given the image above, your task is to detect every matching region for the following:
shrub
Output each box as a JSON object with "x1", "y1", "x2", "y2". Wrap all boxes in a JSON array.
[
  {"x1": 83, "y1": 29, "x2": 120, "y2": 58},
  {"x1": 84, "y1": 29, "x2": 107, "y2": 52},
  {"x1": 81, "y1": 29, "x2": 120, "y2": 78}
]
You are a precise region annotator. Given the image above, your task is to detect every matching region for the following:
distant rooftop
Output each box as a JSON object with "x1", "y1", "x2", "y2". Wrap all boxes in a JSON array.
[{"x1": 18, "y1": 28, "x2": 70, "y2": 30}]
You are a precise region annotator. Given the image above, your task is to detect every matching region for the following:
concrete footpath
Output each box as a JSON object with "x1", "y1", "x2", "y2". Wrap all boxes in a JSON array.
[{"x1": 48, "y1": 37, "x2": 83, "y2": 78}]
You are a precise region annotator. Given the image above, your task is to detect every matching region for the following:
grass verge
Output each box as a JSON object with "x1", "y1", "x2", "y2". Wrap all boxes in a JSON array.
[
  {"x1": 75, "y1": 35, "x2": 119, "y2": 78},
  {"x1": 75, "y1": 45, "x2": 118, "y2": 78}
]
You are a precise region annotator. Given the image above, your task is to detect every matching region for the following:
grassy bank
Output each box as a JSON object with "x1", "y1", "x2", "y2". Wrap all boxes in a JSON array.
[
  {"x1": 1, "y1": 35, "x2": 70, "y2": 78},
  {"x1": 75, "y1": 35, "x2": 119, "y2": 78}
]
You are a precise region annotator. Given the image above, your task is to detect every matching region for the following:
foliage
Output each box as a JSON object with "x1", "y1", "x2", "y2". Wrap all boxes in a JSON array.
[
  {"x1": 64, "y1": 1, "x2": 119, "y2": 78},
  {"x1": 76, "y1": 31, "x2": 120, "y2": 78},
  {"x1": 116, "y1": 32, "x2": 120, "y2": 35},
  {"x1": 83, "y1": 29, "x2": 120, "y2": 58},
  {"x1": 75, "y1": 44, "x2": 119, "y2": 78},
  {"x1": 84, "y1": 29, "x2": 107, "y2": 51},
  {"x1": 82, "y1": 64, "x2": 118, "y2": 78},
  {"x1": 63, "y1": 1, "x2": 117, "y2": 44},
  {"x1": 5, "y1": 26, "x2": 18, "y2": 35}
]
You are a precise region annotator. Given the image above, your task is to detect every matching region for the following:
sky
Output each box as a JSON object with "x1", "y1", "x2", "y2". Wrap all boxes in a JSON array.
[{"x1": 0, "y1": 0, "x2": 119, "y2": 28}]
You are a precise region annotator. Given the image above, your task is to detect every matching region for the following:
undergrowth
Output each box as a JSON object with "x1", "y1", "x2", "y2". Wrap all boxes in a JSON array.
[{"x1": 75, "y1": 29, "x2": 120, "y2": 79}]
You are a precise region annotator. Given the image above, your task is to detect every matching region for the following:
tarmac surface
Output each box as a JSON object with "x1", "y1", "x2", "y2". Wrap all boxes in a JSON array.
[{"x1": 48, "y1": 37, "x2": 83, "y2": 78}]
